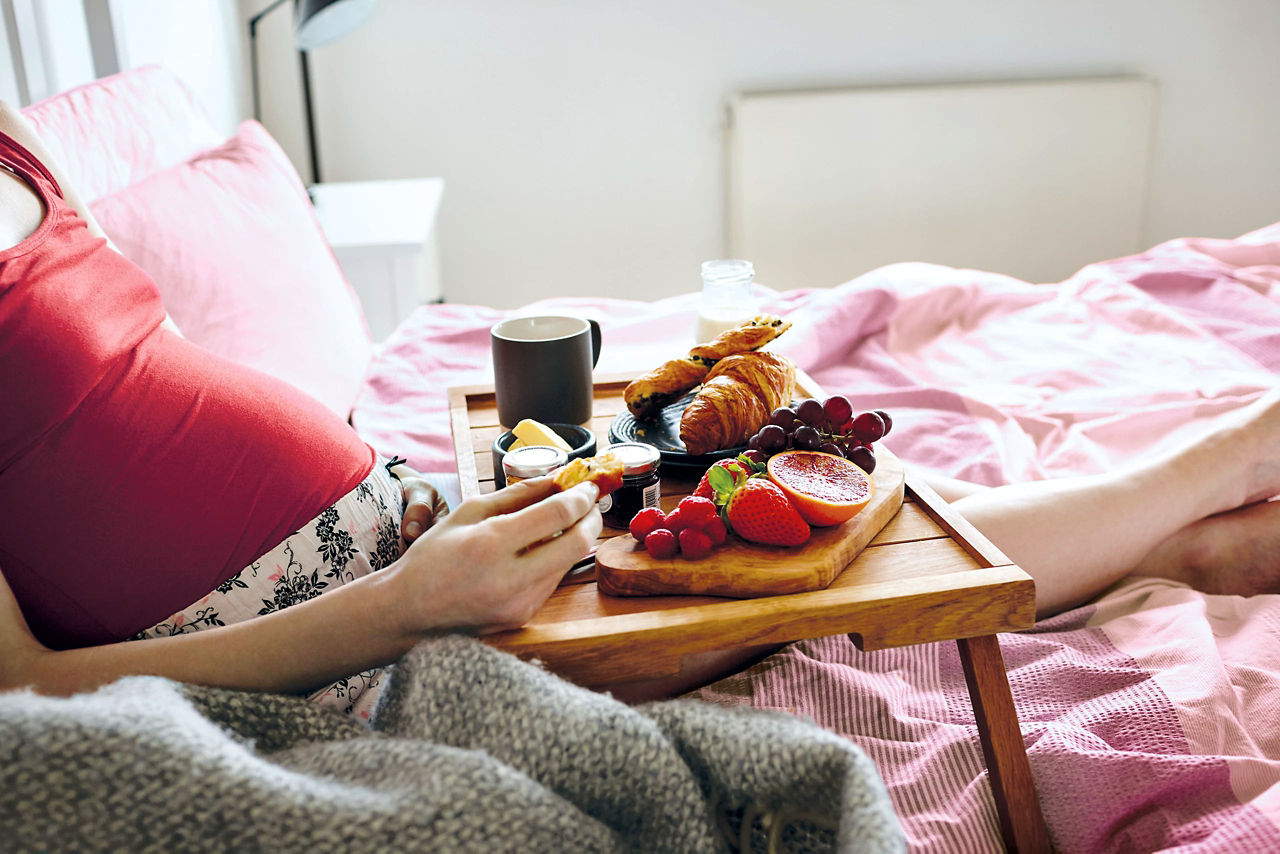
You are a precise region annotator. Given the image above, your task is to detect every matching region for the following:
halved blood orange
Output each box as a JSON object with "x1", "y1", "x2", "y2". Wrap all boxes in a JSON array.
[{"x1": 766, "y1": 450, "x2": 873, "y2": 526}]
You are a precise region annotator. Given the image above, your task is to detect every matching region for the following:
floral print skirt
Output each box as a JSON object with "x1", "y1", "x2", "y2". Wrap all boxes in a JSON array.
[{"x1": 132, "y1": 459, "x2": 406, "y2": 721}]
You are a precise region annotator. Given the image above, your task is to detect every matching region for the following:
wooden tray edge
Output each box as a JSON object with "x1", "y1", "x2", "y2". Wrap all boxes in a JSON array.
[{"x1": 449, "y1": 386, "x2": 483, "y2": 500}]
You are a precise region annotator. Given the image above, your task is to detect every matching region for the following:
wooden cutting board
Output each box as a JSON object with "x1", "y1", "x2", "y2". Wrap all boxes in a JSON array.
[{"x1": 595, "y1": 448, "x2": 906, "y2": 598}]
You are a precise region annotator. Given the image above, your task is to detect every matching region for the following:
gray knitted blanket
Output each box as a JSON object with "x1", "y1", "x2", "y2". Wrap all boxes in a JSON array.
[{"x1": 0, "y1": 635, "x2": 904, "y2": 853}]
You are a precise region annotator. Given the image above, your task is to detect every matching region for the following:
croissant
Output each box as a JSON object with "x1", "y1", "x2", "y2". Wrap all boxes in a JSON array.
[
  {"x1": 621, "y1": 358, "x2": 709, "y2": 420},
  {"x1": 623, "y1": 314, "x2": 793, "y2": 420},
  {"x1": 679, "y1": 352, "x2": 796, "y2": 456},
  {"x1": 688, "y1": 314, "x2": 792, "y2": 364}
]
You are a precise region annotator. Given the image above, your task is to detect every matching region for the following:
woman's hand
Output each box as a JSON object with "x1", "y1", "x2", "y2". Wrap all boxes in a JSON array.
[
  {"x1": 387, "y1": 476, "x2": 602, "y2": 636},
  {"x1": 391, "y1": 465, "x2": 451, "y2": 542}
]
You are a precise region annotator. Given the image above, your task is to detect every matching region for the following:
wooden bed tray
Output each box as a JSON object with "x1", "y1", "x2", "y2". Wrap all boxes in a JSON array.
[
  {"x1": 447, "y1": 369, "x2": 1036, "y2": 673},
  {"x1": 448, "y1": 368, "x2": 1050, "y2": 852}
]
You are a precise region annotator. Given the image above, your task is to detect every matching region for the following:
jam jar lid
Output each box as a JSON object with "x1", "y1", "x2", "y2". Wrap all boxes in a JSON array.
[
  {"x1": 606, "y1": 442, "x2": 661, "y2": 477},
  {"x1": 503, "y1": 445, "x2": 569, "y2": 478}
]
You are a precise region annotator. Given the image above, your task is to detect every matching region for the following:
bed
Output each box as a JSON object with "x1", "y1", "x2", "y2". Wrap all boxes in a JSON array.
[
  {"x1": 21, "y1": 65, "x2": 1280, "y2": 852},
  {"x1": 354, "y1": 226, "x2": 1280, "y2": 852}
]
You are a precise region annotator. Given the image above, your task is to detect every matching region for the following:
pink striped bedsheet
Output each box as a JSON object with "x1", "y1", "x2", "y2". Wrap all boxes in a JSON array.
[
  {"x1": 692, "y1": 580, "x2": 1280, "y2": 852},
  {"x1": 351, "y1": 221, "x2": 1280, "y2": 852}
]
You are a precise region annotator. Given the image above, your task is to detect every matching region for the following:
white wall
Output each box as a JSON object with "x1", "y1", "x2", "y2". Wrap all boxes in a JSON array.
[{"x1": 264, "y1": 0, "x2": 1280, "y2": 308}]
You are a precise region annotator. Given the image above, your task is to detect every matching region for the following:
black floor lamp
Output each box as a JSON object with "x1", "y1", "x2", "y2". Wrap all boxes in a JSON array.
[{"x1": 248, "y1": 0, "x2": 375, "y2": 185}]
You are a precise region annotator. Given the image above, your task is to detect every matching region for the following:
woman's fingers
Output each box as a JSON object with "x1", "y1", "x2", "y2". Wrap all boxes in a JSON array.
[
  {"x1": 475, "y1": 504, "x2": 604, "y2": 632},
  {"x1": 401, "y1": 477, "x2": 450, "y2": 542},
  {"x1": 387, "y1": 462, "x2": 452, "y2": 542},
  {"x1": 489, "y1": 481, "x2": 600, "y2": 550},
  {"x1": 445, "y1": 476, "x2": 601, "y2": 550},
  {"x1": 446, "y1": 476, "x2": 560, "y2": 525}
]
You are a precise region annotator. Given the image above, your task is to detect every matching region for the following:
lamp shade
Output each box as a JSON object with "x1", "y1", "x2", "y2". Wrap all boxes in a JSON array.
[{"x1": 295, "y1": 0, "x2": 375, "y2": 51}]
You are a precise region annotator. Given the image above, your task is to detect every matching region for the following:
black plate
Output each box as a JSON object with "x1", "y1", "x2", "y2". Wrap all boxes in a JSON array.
[{"x1": 609, "y1": 393, "x2": 746, "y2": 476}]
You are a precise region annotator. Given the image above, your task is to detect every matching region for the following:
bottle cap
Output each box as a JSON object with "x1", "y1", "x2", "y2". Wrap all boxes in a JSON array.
[
  {"x1": 606, "y1": 442, "x2": 661, "y2": 477},
  {"x1": 701, "y1": 259, "x2": 754, "y2": 283},
  {"x1": 503, "y1": 445, "x2": 569, "y2": 479}
]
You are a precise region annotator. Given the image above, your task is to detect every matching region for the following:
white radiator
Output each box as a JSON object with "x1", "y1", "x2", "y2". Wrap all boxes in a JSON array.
[{"x1": 727, "y1": 77, "x2": 1157, "y2": 289}]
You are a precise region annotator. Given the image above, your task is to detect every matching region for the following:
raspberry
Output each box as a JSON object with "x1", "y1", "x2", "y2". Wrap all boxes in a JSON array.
[
  {"x1": 643, "y1": 528, "x2": 678, "y2": 559},
  {"x1": 664, "y1": 507, "x2": 690, "y2": 533},
  {"x1": 700, "y1": 515, "x2": 727, "y2": 546},
  {"x1": 629, "y1": 507, "x2": 667, "y2": 542},
  {"x1": 678, "y1": 527, "x2": 713, "y2": 560},
  {"x1": 677, "y1": 496, "x2": 717, "y2": 528}
]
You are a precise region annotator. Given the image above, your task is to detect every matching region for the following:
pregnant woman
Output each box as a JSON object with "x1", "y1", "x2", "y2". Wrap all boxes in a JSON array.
[{"x1": 0, "y1": 101, "x2": 602, "y2": 717}]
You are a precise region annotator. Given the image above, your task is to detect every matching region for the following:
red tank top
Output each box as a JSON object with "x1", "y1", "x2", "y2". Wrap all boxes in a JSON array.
[{"x1": 0, "y1": 130, "x2": 376, "y2": 649}]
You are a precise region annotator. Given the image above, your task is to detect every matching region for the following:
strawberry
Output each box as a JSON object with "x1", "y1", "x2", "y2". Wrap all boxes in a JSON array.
[
  {"x1": 725, "y1": 479, "x2": 810, "y2": 547},
  {"x1": 692, "y1": 458, "x2": 749, "y2": 501}
]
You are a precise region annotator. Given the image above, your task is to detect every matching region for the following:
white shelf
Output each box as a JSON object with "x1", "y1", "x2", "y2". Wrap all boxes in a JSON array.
[{"x1": 311, "y1": 177, "x2": 444, "y2": 342}]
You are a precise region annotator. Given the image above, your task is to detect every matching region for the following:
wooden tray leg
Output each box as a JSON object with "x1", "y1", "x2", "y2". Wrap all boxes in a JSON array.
[{"x1": 956, "y1": 634, "x2": 1051, "y2": 854}]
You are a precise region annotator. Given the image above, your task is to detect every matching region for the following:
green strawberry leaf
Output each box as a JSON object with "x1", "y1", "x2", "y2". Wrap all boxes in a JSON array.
[
  {"x1": 707, "y1": 464, "x2": 735, "y2": 493},
  {"x1": 736, "y1": 452, "x2": 768, "y2": 475}
]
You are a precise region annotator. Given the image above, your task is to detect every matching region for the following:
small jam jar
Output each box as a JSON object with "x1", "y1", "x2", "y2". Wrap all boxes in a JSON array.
[
  {"x1": 598, "y1": 442, "x2": 661, "y2": 528},
  {"x1": 502, "y1": 445, "x2": 569, "y2": 486}
]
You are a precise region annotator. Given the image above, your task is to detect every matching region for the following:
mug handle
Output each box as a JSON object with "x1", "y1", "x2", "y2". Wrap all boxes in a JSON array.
[{"x1": 588, "y1": 319, "x2": 602, "y2": 368}]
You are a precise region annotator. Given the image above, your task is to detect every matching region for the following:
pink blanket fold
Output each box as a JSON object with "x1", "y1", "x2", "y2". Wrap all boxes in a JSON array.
[
  {"x1": 351, "y1": 222, "x2": 1280, "y2": 851},
  {"x1": 353, "y1": 224, "x2": 1280, "y2": 489}
]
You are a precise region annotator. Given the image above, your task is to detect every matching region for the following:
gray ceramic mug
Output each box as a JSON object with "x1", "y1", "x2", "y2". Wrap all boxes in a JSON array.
[{"x1": 491, "y1": 315, "x2": 602, "y2": 427}]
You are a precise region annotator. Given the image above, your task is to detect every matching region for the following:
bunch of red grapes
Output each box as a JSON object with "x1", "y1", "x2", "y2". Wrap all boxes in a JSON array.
[{"x1": 744, "y1": 395, "x2": 892, "y2": 474}]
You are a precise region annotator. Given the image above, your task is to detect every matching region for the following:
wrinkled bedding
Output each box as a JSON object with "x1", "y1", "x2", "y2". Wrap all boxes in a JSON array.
[{"x1": 353, "y1": 222, "x2": 1280, "y2": 852}]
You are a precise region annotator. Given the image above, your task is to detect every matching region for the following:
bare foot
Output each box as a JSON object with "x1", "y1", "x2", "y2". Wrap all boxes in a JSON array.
[{"x1": 1132, "y1": 498, "x2": 1280, "y2": 596}]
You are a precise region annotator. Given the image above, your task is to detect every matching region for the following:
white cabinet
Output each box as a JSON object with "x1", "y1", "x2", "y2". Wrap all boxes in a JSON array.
[{"x1": 311, "y1": 178, "x2": 444, "y2": 342}]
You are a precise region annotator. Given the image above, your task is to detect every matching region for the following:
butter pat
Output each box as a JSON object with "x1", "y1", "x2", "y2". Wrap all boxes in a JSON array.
[{"x1": 511, "y1": 419, "x2": 573, "y2": 452}]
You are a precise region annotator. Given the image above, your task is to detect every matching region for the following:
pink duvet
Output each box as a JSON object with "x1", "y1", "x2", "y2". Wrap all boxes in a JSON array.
[{"x1": 353, "y1": 222, "x2": 1280, "y2": 852}]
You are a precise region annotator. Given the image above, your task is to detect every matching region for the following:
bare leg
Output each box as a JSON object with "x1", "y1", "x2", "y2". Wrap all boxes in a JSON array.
[
  {"x1": 922, "y1": 473, "x2": 992, "y2": 503},
  {"x1": 944, "y1": 391, "x2": 1280, "y2": 618}
]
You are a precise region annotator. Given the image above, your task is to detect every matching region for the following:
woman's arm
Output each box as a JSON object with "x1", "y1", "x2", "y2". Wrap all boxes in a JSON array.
[{"x1": 0, "y1": 477, "x2": 601, "y2": 697}]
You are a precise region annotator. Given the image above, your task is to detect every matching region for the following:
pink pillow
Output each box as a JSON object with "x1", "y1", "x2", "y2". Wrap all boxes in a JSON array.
[{"x1": 89, "y1": 120, "x2": 372, "y2": 418}]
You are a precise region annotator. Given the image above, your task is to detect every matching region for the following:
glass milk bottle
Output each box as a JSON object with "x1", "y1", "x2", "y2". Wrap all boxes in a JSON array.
[{"x1": 695, "y1": 259, "x2": 757, "y2": 344}]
